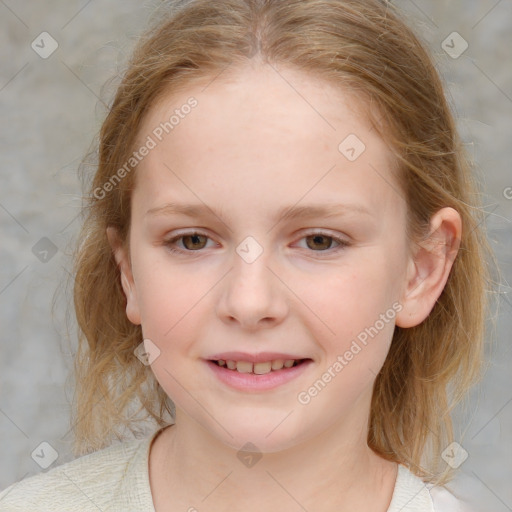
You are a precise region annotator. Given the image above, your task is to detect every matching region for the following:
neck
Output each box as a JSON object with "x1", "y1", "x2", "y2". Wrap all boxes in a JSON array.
[{"x1": 149, "y1": 407, "x2": 398, "y2": 512}]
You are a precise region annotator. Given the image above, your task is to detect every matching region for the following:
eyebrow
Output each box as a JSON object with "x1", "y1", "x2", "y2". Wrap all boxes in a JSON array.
[{"x1": 145, "y1": 201, "x2": 372, "y2": 223}]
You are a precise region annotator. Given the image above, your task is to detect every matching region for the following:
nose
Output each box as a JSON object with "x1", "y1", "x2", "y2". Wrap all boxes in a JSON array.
[{"x1": 216, "y1": 245, "x2": 289, "y2": 331}]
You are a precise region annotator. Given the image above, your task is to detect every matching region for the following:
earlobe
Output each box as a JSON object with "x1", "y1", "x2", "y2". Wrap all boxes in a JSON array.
[
  {"x1": 395, "y1": 207, "x2": 461, "y2": 328},
  {"x1": 106, "y1": 227, "x2": 142, "y2": 326}
]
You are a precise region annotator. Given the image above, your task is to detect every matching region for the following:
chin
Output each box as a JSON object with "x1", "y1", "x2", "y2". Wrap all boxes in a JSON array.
[{"x1": 205, "y1": 416, "x2": 306, "y2": 454}]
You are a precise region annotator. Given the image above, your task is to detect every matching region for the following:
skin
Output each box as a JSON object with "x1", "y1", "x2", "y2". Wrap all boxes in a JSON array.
[{"x1": 107, "y1": 60, "x2": 461, "y2": 512}]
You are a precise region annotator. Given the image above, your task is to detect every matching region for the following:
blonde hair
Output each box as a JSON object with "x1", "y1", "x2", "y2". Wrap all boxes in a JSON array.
[{"x1": 71, "y1": 0, "x2": 494, "y2": 485}]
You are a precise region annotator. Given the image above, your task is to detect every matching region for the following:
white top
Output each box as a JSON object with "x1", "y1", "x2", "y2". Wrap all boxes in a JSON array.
[{"x1": 0, "y1": 428, "x2": 472, "y2": 511}]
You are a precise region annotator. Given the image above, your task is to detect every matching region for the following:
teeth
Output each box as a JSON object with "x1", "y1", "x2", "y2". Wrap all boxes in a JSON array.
[
  {"x1": 254, "y1": 361, "x2": 272, "y2": 375},
  {"x1": 271, "y1": 359, "x2": 284, "y2": 370},
  {"x1": 218, "y1": 358, "x2": 303, "y2": 374},
  {"x1": 236, "y1": 361, "x2": 253, "y2": 373}
]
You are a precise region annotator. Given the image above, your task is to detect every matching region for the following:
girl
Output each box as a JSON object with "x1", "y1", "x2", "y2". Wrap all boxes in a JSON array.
[{"x1": 0, "y1": 0, "x2": 493, "y2": 510}]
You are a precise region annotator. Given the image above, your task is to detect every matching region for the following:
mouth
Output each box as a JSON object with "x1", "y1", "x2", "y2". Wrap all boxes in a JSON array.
[
  {"x1": 209, "y1": 358, "x2": 311, "y2": 375},
  {"x1": 205, "y1": 357, "x2": 314, "y2": 392}
]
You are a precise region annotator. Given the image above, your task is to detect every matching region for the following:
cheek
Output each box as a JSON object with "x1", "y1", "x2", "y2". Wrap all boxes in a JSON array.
[
  {"x1": 131, "y1": 249, "x2": 211, "y2": 342},
  {"x1": 297, "y1": 258, "x2": 401, "y2": 394},
  {"x1": 296, "y1": 269, "x2": 398, "y2": 412},
  {"x1": 303, "y1": 258, "x2": 399, "y2": 337}
]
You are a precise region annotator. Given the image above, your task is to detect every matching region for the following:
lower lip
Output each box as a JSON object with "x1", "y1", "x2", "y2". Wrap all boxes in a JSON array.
[{"x1": 205, "y1": 359, "x2": 313, "y2": 392}]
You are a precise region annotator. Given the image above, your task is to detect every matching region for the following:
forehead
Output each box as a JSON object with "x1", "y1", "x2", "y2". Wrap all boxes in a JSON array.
[
  {"x1": 137, "y1": 61, "x2": 377, "y2": 152},
  {"x1": 132, "y1": 62, "x2": 403, "y2": 220}
]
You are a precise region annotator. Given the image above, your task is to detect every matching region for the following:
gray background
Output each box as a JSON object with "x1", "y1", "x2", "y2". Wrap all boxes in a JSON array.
[{"x1": 0, "y1": 1, "x2": 511, "y2": 510}]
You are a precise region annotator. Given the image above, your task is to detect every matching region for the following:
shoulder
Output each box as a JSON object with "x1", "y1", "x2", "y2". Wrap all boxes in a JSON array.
[
  {"x1": 0, "y1": 434, "x2": 156, "y2": 512},
  {"x1": 388, "y1": 464, "x2": 475, "y2": 512}
]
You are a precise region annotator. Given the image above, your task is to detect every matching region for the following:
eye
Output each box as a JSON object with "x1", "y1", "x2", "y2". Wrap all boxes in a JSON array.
[
  {"x1": 296, "y1": 231, "x2": 350, "y2": 255},
  {"x1": 163, "y1": 231, "x2": 215, "y2": 254}
]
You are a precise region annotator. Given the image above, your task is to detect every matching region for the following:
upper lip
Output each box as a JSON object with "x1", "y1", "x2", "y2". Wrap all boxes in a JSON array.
[{"x1": 206, "y1": 352, "x2": 310, "y2": 363}]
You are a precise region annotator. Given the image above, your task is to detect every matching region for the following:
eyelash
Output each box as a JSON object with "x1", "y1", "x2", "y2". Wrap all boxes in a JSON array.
[{"x1": 163, "y1": 230, "x2": 351, "y2": 257}]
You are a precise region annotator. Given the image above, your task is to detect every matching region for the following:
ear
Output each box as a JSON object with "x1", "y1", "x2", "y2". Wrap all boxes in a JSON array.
[
  {"x1": 395, "y1": 207, "x2": 461, "y2": 328},
  {"x1": 106, "y1": 226, "x2": 141, "y2": 325}
]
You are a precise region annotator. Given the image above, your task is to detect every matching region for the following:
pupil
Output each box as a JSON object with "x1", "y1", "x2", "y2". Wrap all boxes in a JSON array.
[
  {"x1": 308, "y1": 235, "x2": 330, "y2": 250},
  {"x1": 185, "y1": 234, "x2": 205, "y2": 249}
]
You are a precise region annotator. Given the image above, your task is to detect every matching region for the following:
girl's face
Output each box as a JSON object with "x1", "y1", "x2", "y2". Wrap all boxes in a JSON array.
[{"x1": 111, "y1": 62, "x2": 416, "y2": 451}]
